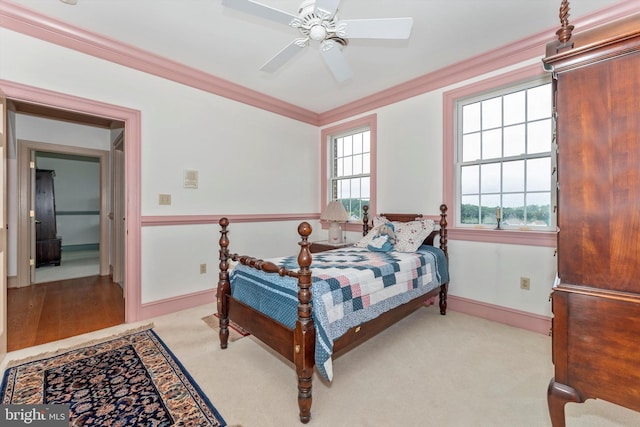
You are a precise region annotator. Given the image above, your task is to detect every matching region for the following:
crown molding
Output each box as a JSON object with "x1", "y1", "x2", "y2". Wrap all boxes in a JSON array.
[
  {"x1": 0, "y1": 0, "x2": 321, "y2": 125},
  {"x1": 1, "y1": 1, "x2": 638, "y2": 126}
]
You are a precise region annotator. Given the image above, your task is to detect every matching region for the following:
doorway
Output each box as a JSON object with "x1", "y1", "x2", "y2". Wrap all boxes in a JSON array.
[
  {"x1": 6, "y1": 96, "x2": 129, "y2": 351},
  {"x1": 16, "y1": 140, "x2": 111, "y2": 287},
  {"x1": 0, "y1": 79, "x2": 142, "y2": 354},
  {"x1": 33, "y1": 152, "x2": 100, "y2": 283}
]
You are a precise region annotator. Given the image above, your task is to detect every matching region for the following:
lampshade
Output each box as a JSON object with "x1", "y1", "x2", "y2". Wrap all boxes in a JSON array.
[
  {"x1": 320, "y1": 201, "x2": 349, "y2": 222},
  {"x1": 321, "y1": 201, "x2": 349, "y2": 244}
]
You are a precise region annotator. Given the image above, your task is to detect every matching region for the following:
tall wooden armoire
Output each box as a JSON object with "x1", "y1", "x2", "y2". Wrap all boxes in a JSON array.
[
  {"x1": 542, "y1": 4, "x2": 640, "y2": 427},
  {"x1": 35, "y1": 169, "x2": 62, "y2": 267}
]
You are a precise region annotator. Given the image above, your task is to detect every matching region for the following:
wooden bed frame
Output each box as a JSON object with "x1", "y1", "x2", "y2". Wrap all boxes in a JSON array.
[{"x1": 217, "y1": 204, "x2": 448, "y2": 423}]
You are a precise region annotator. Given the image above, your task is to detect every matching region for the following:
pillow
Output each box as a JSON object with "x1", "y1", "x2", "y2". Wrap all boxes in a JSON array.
[
  {"x1": 372, "y1": 215, "x2": 388, "y2": 227},
  {"x1": 354, "y1": 215, "x2": 389, "y2": 247},
  {"x1": 356, "y1": 217, "x2": 435, "y2": 252},
  {"x1": 367, "y1": 222, "x2": 396, "y2": 252},
  {"x1": 392, "y1": 219, "x2": 435, "y2": 252}
]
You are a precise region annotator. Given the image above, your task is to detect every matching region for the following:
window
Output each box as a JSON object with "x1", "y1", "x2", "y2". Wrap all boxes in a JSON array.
[
  {"x1": 321, "y1": 115, "x2": 376, "y2": 223},
  {"x1": 456, "y1": 78, "x2": 555, "y2": 231},
  {"x1": 329, "y1": 128, "x2": 370, "y2": 220}
]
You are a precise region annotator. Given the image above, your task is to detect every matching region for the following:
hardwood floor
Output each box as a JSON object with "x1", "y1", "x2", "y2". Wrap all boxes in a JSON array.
[{"x1": 7, "y1": 275, "x2": 125, "y2": 352}]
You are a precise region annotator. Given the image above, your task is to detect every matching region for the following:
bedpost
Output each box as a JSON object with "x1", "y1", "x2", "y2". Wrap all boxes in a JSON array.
[
  {"x1": 294, "y1": 221, "x2": 314, "y2": 424},
  {"x1": 438, "y1": 204, "x2": 449, "y2": 315},
  {"x1": 439, "y1": 204, "x2": 448, "y2": 260},
  {"x1": 217, "y1": 217, "x2": 231, "y2": 349},
  {"x1": 362, "y1": 205, "x2": 370, "y2": 236}
]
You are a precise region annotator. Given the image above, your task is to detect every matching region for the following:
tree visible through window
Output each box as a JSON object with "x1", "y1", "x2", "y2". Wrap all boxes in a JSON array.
[
  {"x1": 329, "y1": 128, "x2": 370, "y2": 221},
  {"x1": 457, "y1": 80, "x2": 555, "y2": 230}
]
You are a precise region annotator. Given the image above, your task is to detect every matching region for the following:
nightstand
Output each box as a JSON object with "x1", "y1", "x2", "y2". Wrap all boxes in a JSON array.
[{"x1": 309, "y1": 240, "x2": 353, "y2": 253}]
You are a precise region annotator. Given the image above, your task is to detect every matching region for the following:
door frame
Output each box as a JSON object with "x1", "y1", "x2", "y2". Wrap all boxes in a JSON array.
[
  {"x1": 112, "y1": 133, "x2": 125, "y2": 286},
  {"x1": 1, "y1": 89, "x2": 7, "y2": 360},
  {"x1": 1, "y1": 79, "x2": 142, "y2": 323},
  {"x1": 17, "y1": 141, "x2": 109, "y2": 286}
]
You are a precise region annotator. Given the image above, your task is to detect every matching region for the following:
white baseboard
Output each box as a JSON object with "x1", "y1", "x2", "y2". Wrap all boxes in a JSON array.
[{"x1": 7, "y1": 276, "x2": 17, "y2": 288}]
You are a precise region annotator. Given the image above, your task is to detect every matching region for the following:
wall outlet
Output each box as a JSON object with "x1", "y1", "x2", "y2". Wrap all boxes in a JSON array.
[
  {"x1": 200, "y1": 263, "x2": 207, "y2": 274},
  {"x1": 158, "y1": 193, "x2": 171, "y2": 205},
  {"x1": 520, "y1": 277, "x2": 531, "y2": 290}
]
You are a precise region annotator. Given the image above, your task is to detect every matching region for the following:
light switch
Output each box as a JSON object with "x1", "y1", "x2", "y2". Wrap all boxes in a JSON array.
[
  {"x1": 184, "y1": 170, "x2": 198, "y2": 189},
  {"x1": 159, "y1": 194, "x2": 171, "y2": 205}
]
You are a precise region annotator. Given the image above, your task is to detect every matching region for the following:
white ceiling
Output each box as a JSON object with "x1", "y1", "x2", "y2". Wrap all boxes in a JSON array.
[{"x1": 9, "y1": 0, "x2": 625, "y2": 113}]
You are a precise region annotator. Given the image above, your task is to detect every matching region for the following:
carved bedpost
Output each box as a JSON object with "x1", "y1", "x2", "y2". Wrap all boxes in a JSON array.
[
  {"x1": 294, "y1": 221, "x2": 314, "y2": 424},
  {"x1": 439, "y1": 204, "x2": 448, "y2": 260},
  {"x1": 362, "y1": 205, "x2": 370, "y2": 236},
  {"x1": 217, "y1": 217, "x2": 231, "y2": 349},
  {"x1": 438, "y1": 204, "x2": 448, "y2": 315}
]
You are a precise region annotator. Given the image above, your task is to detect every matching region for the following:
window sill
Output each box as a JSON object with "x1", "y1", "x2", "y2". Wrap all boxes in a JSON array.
[{"x1": 449, "y1": 227, "x2": 556, "y2": 247}]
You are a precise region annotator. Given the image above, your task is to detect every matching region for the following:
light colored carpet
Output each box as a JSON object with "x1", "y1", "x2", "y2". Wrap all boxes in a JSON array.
[{"x1": 3, "y1": 305, "x2": 640, "y2": 426}]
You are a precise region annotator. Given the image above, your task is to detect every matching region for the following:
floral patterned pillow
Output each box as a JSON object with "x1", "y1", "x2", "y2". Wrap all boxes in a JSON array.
[{"x1": 392, "y1": 219, "x2": 435, "y2": 252}]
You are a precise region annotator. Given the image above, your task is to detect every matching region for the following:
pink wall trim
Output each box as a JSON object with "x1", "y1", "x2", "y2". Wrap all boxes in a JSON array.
[
  {"x1": 448, "y1": 228, "x2": 556, "y2": 247},
  {"x1": 448, "y1": 295, "x2": 552, "y2": 336},
  {"x1": 140, "y1": 289, "x2": 216, "y2": 320},
  {"x1": 0, "y1": 79, "x2": 144, "y2": 324},
  {"x1": 0, "y1": 1, "x2": 320, "y2": 125},
  {"x1": 320, "y1": 114, "x2": 377, "y2": 222},
  {"x1": 141, "y1": 213, "x2": 320, "y2": 227},
  {"x1": 316, "y1": 2, "x2": 639, "y2": 125},
  {"x1": 2, "y1": 0, "x2": 636, "y2": 126},
  {"x1": 441, "y1": 63, "x2": 558, "y2": 248}
]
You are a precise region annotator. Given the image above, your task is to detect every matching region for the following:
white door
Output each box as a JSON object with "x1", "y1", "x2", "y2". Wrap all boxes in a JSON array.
[{"x1": 0, "y1": 90, "x2": 8, "y2": 359}]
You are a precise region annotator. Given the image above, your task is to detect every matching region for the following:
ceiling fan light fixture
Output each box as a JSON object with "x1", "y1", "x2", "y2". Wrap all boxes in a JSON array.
[
  {"x1": 309, "y1": 25, "x2": 327, "y2": 41},
  {"x1": 59, "y1": 0, "x2": 78, "y2": 4}
]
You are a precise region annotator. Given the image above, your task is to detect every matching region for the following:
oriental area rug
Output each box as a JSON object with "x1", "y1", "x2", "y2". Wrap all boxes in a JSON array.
[{"x1": 0, "y1": 328, "x2": 227, "y2": 426}]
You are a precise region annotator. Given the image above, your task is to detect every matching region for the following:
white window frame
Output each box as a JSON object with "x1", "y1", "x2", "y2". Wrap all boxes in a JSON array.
[{"x1": 454, "y1": 76, "x2": 557, "y2": 233}]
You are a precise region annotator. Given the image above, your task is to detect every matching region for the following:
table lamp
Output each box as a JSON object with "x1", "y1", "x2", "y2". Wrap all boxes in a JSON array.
[{"x1": 320, "y1": 201, "x2": 349, "y2": 244}]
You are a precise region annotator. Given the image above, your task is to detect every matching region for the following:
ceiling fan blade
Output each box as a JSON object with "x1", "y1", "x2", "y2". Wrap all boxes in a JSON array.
[
  {"x1": 260, "y1": 39, "x2": 307, "y2": 73},
  {"x1": 314, "y1": 0, "x2": 340, "y2": 18},
  {"x1": 338, "y1": 17, "x2": 414, "y2": 39},
  {"x1": 320, "y1": 40, "x2": 352, "y2": 83},
  {"x1": 221, "y1": 0, "x2": 297, "y2": 26}
]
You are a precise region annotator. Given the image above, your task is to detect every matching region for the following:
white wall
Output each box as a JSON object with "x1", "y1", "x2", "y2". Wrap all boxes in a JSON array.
[
  {"x1": 1, "y1": 27, "x2": 555, "y2": 318},
  {"x1": 1, "y1": 28, "x2": 318, "y2": 302},
  {"x1": 325, "y1": 59, "x2": 556, "y2": 318}
]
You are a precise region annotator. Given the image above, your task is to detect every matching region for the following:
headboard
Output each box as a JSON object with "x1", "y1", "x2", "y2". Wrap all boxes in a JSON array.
[{"x1": 361, "y1": 204, "x2": 448, "y2": 256}]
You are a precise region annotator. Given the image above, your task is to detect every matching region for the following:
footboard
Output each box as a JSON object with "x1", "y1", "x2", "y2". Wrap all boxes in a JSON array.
[{"x1": 217, "y1": 219, "x2": 315, "y2": 423}]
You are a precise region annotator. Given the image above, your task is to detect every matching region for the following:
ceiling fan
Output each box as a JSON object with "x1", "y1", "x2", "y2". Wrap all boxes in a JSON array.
[{"x1": 221, "y1": 0, "x2": 414, "y2": 82}]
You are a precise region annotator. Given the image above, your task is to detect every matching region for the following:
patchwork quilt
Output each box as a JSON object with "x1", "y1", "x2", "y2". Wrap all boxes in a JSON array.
[{"x1": 229, "y1": 245, "x2": 448, "y2": 382}]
